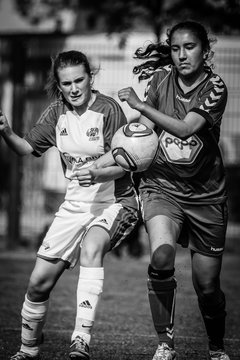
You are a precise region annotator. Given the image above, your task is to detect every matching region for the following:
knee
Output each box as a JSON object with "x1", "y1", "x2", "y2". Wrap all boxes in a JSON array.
[
  {"x1": 27, "y1": 275, "x2": 53, "y2": 301},
  {"x1": 198, "y1": 283, "x2": 224, "y2": 304},
  {"x1": 193, "y1": 275, "x2": 219, "y2": 298},
  {"x1": 80, "y1": 241, "x2": 104, "y2": 267},
  {"x1": 151, "y1": 244, "x2": 175, "y2": 269},
  {"x1": 193, "y1": 276, "x2": 225, "y2": 312},
  {"x1": 197, "y1": 284, "x2": 226, "y2": 317}
]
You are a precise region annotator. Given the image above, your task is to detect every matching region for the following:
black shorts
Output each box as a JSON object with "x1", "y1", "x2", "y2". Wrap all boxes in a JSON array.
[{"x1": 140, "y1": 190, "x2": 228, "y2": 257}]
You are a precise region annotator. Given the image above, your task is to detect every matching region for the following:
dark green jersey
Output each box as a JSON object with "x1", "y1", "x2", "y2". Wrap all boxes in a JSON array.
[{"x1": 140, "y1": 65, "x2": 228, "y2": 204}]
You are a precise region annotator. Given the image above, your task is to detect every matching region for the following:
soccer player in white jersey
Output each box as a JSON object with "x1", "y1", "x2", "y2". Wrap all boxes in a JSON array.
[
  {"x1": 0, "y1": 50, "x2": 139, "y2": 360},
  {"x1": 118, "y1": 21, "x2": 230, "y2": 360}
]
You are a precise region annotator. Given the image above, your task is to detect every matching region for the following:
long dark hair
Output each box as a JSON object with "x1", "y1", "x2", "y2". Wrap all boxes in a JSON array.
[
  {"x1": 133, "y1": 21, "x2": 215, "y2": 81},
  {"x1": 45, "y1": 50, "x2": 94, "y2": 99}
]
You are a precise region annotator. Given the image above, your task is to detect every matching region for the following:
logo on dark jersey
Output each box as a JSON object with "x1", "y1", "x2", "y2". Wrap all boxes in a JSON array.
[
  {"x1": 60, "y1": 128, "x2": 68, "y2": 136},
  {"x1": 176, "y1": 94, "x2": 191, "y2": 103},
  {"x1": 86, "y1": 127, "x2": 99, "y2": 141},
  {"x1": 160, "y1": 131, "x2": 203, "y2": 164}
]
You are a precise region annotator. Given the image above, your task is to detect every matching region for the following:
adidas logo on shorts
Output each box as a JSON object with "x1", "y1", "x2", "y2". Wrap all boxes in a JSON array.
[
  {"x1": 98, "y1": 218, "x2": 108, "y2": 224},
  {"x1": 79, "y1": 300, "x2": 92, "y2": 309}
]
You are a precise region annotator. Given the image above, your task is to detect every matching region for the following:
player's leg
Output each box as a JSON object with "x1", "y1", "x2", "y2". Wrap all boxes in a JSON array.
[
  {"x1": 11, "y1": 200, "x2": 89, "y2": 360},
  {"x1": 69, "y1": 204, "x2": 138, "y2": 360},
  {"x1": 188, "y1": 201, "x2": 229, "y2": 360},
  {"x1": 140, "y1": 191, "x2": 184, "y2": 359},
  {"x1": 69, "y1": 226, "x2": 108, "y2": 360},
  {"x1": 146, "y1": 214, "x2": 179, "y2": 360},
  {"x1": 191, "y1": 252, "x2": 230, "y2": 360},
  {"x1": 10, "y1": 257, "x2": 67, "y2": 360}
]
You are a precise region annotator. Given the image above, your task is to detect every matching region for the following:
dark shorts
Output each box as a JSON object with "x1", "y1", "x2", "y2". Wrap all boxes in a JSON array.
[{"x1": 140, "y1": 190, "x2": 228, "y2": 257}]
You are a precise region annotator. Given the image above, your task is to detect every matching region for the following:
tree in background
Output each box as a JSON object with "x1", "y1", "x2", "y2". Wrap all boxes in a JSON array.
[{"x1": 14, "y1": 0, "x2": 240, "y2": 42}]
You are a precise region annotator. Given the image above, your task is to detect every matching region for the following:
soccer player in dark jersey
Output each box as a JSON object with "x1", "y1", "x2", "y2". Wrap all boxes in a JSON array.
[
  {"x1": 118, "y1": 21, "x2": 230, "y2": 360},
  {"x1": 0, "y1": 50, "x2": 139, "y2": 360}
]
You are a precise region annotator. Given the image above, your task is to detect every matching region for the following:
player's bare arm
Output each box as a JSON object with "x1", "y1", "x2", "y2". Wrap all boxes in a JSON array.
[
  {"x1": 139, "y1": 115, "x2": 155, "y2": 130},
  {"x1": 0, "y1": 111, "x2": 33, "y2": 155},
  {"x1": 91, "y1": 150, "x2": 127, "y2": 181},
  {"x1": 91, "y1": 165, "x2": 126, "y2": 183},
  {"x1": 93, "y1": 150, "x2": 116, "y2": 168},
  {"x1": 75, "y1": 161, "x2": 126, "y2": 186},
  {"x1": 73, "y1": 151, "x2": 126, "y2": 186},
  {"x1": 118, "y1": 87, "x2": 206, "y2": 139}
]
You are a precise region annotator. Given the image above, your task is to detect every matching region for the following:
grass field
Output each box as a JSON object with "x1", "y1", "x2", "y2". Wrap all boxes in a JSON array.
[{"x1": 0, "y1": 236, "x2": 240, "y2": 360}]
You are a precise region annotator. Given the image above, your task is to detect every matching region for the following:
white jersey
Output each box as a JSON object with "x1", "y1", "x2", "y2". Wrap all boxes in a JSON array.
[{"x1": 25, "y1": 91, "x2": 138, "y2": 210}]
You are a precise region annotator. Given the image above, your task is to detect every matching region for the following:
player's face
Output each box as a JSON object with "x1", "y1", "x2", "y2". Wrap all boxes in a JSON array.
[
  {"x1": 57, "y1": 64, "x2": 92, "y2": 112},
  {"x1": 170, "y1": 29, "x2": 206, "y2": 80}
]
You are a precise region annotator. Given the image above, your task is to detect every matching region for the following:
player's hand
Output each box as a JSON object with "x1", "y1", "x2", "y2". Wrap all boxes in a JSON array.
[
  {"x1": 118, "y1": 87, "x2": 144, "y2": 112},
  {"x1": 0, "y1": 110, "x2": 10, "y2": 134},
  {"x1": 73, "y1": 166, "x2": 96, "y2": 187}
]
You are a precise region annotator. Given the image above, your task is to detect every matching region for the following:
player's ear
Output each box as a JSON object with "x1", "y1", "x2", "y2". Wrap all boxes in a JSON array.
[
  {"x1": 57, "y1": 84, "x2": 63, "y2": 99},
  {"x1": 90, "y1": 73, "x2": 94, "y2": 87}
]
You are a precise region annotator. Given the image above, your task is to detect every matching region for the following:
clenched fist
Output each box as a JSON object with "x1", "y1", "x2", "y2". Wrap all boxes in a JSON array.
[{"x1": 118, "y1": 87, "x2": 144, "y2": 112}]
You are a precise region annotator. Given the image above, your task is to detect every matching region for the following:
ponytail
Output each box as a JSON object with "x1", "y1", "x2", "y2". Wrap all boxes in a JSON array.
[{"x1": 133, "y1": 43, "x2": 173, "y2": 81}]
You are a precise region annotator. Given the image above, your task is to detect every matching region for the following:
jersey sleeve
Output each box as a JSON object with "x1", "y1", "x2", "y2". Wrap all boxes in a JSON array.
[
  {"x1": 103, "y1": 98, "x2": 128, "y2": 152},
  {"x1": 24, "y1": 103, "x2": 58, "y2": 157},
  {"x1": 143, "y1": 72, "x2": 159, "y2": 106},
  {"x1": 143, "y1": 67, "x2": 170, "y2": 105},
  {"x1": 189, "y1": 75, "x2": 228, "y2": 128}
]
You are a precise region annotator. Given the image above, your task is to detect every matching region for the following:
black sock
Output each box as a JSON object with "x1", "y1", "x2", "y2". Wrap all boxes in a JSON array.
[{"x1": 148, "y1": 265, "x2": 177, "y2": 348}]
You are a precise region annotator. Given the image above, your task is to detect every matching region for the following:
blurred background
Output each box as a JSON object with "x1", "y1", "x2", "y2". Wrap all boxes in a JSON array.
[{"x1": 0, "y1": 0, "x2": 240, "y2": 252}]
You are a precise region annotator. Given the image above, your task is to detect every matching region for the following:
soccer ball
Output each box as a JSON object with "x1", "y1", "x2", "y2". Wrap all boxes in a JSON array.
[{"x1": 111, "y1": 122, "x2": 159, "y2": 172}]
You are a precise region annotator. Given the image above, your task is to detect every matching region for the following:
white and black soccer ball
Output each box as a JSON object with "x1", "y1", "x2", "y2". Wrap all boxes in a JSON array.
[{"x1": 111, "y1": 122, "x2": 159, "y2": 172}]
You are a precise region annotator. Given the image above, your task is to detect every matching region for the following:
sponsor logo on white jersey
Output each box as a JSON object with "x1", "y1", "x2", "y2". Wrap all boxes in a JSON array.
[
  {"x1": 86, "y1": 127, "x2": 99, "y2": 141},
  {"x1": 60, "y1": 128, "x2": 68, "y2": 136}
]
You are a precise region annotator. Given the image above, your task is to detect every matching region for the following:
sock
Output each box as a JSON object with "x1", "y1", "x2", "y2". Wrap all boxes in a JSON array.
[
  {"x1": 71, "y1": 266, "x2": 104, "y2": 345},
  {"x1": 148, "y1": 265, "x2": 177, "y2": 348},
  {"x1": 198, "y1": 288, "x2": 226, "y2": 350},
  {"x1": 20, "y1": 294, "x2": 49, "y2": 356}
]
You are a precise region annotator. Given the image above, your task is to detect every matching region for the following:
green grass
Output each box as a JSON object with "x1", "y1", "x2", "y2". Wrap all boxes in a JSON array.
[{"x1": 0, "y1": 239, "x2": 240, "y2": 359}]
